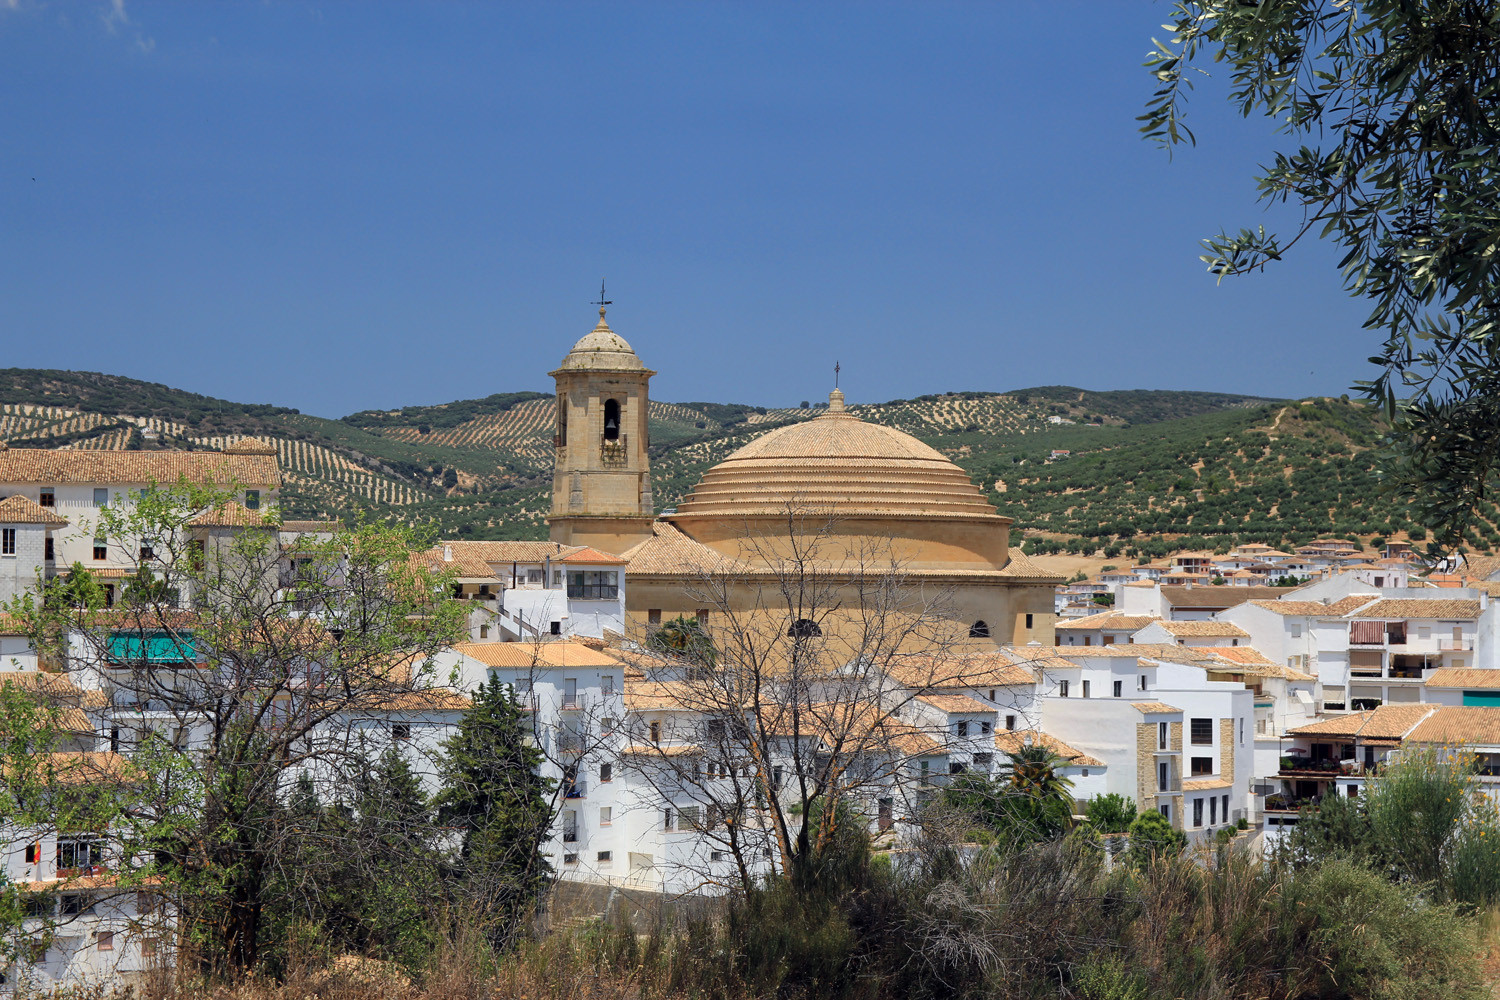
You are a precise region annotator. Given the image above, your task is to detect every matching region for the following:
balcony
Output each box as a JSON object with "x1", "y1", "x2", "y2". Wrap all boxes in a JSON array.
[
  {"x1": 1440, "y1": 638, "x2": 1475, "y2": 651},
  {"x1": 564, "y1": 780, "x2": 588, "y2": 800},
  {"x1": 566, "y1": 584, "x2": 619, "y2": 601}
]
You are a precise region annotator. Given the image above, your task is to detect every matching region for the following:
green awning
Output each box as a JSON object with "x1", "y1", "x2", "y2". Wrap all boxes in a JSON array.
[{"x1": 108, "y1": 631, "x2": 196, "y2": 665}]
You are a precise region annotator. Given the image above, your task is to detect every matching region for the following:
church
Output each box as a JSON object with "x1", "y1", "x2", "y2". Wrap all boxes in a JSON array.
[{"x1": 545, "y1": 306, "x2": 1061, "y2": 647}]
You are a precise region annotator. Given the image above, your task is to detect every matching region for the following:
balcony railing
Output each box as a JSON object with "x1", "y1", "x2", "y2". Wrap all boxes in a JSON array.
[
  {"x1": 1440, "y1": 638, "x2": 1475, "y2": 651},
  {"x1": 566, "y1": 584, "x2": 619, "y2": 600}
]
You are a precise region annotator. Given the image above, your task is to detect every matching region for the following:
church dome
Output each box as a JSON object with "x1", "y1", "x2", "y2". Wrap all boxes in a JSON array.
[
  {"x1": 552, "y1": 310, "x2": 649, "y2": 373},
  {"x1": 671, "y1": 390, "x2": 1004, "y2": 521}
]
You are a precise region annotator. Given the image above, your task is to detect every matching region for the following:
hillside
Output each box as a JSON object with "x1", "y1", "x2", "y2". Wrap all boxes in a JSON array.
[{"x1": 0, "y1": 370, "x2": 1461, "y2": 554}]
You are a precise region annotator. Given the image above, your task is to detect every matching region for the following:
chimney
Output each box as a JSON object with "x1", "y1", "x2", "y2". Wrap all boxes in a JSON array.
[{"x1": 443, "y1": 545, "x2": 452, "y2": 562}]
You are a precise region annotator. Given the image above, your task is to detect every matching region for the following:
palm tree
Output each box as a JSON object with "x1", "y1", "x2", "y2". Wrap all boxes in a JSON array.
[{"x1": 996, "y1": 743, "x2": 1075, "y2": 841}]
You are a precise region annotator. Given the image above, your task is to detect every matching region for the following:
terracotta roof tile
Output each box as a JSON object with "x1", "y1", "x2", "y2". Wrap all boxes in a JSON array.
[
  {"x1": 453, "y1": 640, "x2": 621, "y2": 670},
  {"x1": 1424, "y1": 668, "x2": 1500, "y2": 689},
  {"x1": 1182, "y1": 777, "x2": 1234, "y2": 791},
  {"x1": 618, "y1": 521, "x2": 752, "y2": 576},
  {"x1": 1152, "y1": 620, "x2": 1250, "y2": 638},
  {"x1": 1131, "y1": 702, "x2": 1182, "y2": 714},
  {"x1": 0, "y1": 494, "x2": 67, "y2": 526},
  {"x1": 0, "y1": 449, "x2": 278, "y2": 486},
  {"x1": 1406, "y1": 707, "x2": 1500, "y2": 746},
  {"x1": 190, "y1": 503, "x2": 277, "y2": 528},
  {"x1": 1248, "y1": 595, "x2": 1378, "y2": 617},
  {"x1": 994, "y1": 730, "x2": 1103, "y2": 768},
  {"x1": 556, "y1": 546, "x2": 628, "y2": 566},
  {"x1": 915, "y1": 693, "x2": 994, "y2": 714},
  {"x1": 1286, "y1": 704, "x2": 1436, "y2": 740},
  {"x1": 1054, "y1": 612, "x2": 1159, "y2": 631},
  {"x1": 1161, "y1": 585, "x2": 1285, "y2": 608},
  {"x1": 1349, "y1": 599, "x2": 1481, "y2": 620}
]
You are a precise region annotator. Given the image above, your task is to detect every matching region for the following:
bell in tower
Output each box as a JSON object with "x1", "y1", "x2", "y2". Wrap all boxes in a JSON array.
[{"x1": 547, "y1": 297, "x2": 657, "y2": 554}]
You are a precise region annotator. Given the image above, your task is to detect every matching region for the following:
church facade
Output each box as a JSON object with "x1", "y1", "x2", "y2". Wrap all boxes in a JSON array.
[{"x1": 545, "y1": 308, "x2": 1061, "y2": 647}]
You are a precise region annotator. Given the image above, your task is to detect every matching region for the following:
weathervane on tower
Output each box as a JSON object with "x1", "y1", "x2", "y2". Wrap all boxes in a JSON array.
[{"x1": 592, "y1": 279, "x2": 612, "y2": 320}]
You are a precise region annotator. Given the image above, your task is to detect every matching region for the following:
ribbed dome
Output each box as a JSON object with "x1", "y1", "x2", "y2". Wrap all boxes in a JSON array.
[
  {"x1": 551, "y1": 310, "x2": 649, "y2": 373},
  {"x1": 672, "y1": 394, "x2": 1002, "y2": 521}
]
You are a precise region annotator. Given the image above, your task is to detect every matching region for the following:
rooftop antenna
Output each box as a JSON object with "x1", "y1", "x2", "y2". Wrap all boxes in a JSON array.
[{"x1": 592, "y1": 279, "x2": 612, "y2": 319}]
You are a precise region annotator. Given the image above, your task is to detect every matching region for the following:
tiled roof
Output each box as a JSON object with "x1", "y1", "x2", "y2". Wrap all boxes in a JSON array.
[
  {"x1": 190, "y1": 503, "x2": 276, "y2": 528},
  {"x1": 618, "y1": 521, "x2": 752, "y2": 576},
  {"x1": 1406, "y1": 707, "x2": 1500, "y2": 746},
  {"x1": 993, "y1": 547, "x2": 1065, "y2": 582},
  {"x1": 453, "y1": 640, "x2": 622, "y2": 670},
  {"x1": 1462, "y1": 554, "x2": 1500, "y2": 582},
  {"x1": 621, "y1": 743, "x2": 701, "y2": 756},
  {"x1": 886, "y1": 652, "x2": 1037, "y2": 691},
  {"x1": 281, "y1": 519, "x2": 343, "y2": 533},
  {"x1": 1424, "y1": 668, "x2": 1500, "y2": 689},
  {"x1": 994, "y1": 730, "x2": 1104, "y2": 768},
  {"x1": 1131, "y1": 702, "x2": 1182, "y2": 714},
  {"x1": 1053, "y1": 612, "x2": 1159, "y2": 631},
  {"x1": 1182, "y1": 777, "x2": 1234, "y2": 791},
  {"x1": 556, "y1": 546, "x2": 629, "y2": 566},
  {"x1": 1200, "y1": 646, "x2": 1317, "y2": 681},
  {"x1": 1161, "y1": 585, "x2": 1285, "y2": 608},
  {"x1": 0, "y1": 670, "x2": 105, "y2": 709},
  {"x1": 915, "y1": 693, "x2": 994, "y2": 715},
  {"x1": 435, "y1": 540, "x2": 576, "y2": 563},
  {"x1": 0, "y1": 614, "x2": 28, "y2": 636},
  {"x1": 1151, "y1": 620, "x2": 1249, "y2": 638},
  {"x1": 34, "y1": 751, "x2": 137, "y2": 786},
  {"x1": 412, "y1": 546, "x2": 501, "y2": 580},
  {"x1": 1247, "y1": 595, "x2": 1378, "y2": 617},
  {"x1": 0, "y1": 494, "x2": 67, "y2": 526},
  {"x1": 1286, "y1": 704, "x2": 1436, "y2": 740},
  {"x1": 0, "y1": 449, "x2": 279, "y2": 486},
  {"x1": 623, "y1": 680, "x2": 697, "y2": 711},
  {"x1": 1347, "y1": 599, "x2": 1481, "y2": 620}
]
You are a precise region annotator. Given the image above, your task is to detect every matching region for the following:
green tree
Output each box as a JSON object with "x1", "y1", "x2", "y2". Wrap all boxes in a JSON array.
[
  {"x1": 1143, "y1": 1, "x2": 1500, "y2": 549},
  {"x1": 437, "y1": 676, "x2": 554, "y2": 950},
  {"x1": 1085, "y1": 792, "x2": 1137, "y2": 834},
  {"x1": 1127, "y1": 810, "x2": 1187, "y2": 862}
]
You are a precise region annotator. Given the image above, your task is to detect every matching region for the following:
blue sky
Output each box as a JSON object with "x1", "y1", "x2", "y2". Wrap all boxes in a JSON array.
[{"x1": 1, "y1": 2, "x2": 1372, "y2": 418}]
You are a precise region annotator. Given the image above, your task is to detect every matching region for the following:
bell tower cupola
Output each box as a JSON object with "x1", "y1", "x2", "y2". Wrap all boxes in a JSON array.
[{"x1": 547, "y1": 299, "x2": 657, "y2": 553}]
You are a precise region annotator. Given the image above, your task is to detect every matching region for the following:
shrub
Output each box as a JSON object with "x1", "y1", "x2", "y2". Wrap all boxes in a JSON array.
[
  {"x1": 1126, "y1": 811, "x2": 1186, "y2": 863},
  {"x1": 1086, "y1": 793, "x2": 1137, "y2": 834}
]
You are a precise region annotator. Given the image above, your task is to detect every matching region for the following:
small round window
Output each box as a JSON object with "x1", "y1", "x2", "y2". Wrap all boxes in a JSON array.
[
  {"x1": 788, "y1": 618, "x2": 822, "y2": 639},
  {"x1": 969, "y1": 620, "x2": 990, "y2": 638}
]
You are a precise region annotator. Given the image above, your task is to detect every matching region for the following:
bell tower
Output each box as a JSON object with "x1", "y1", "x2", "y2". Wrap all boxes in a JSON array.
[{"x1": 547, "y1": 302, "x2": 657, "y2": 553}]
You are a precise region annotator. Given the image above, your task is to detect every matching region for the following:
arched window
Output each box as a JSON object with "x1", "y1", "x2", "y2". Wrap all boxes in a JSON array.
[
  {"x1": 556, "y1": 393, "x2": 568, "y2": 446},
  {"x1": 969, "y1": 620, "x2": 990, "y2": 638},
  {"x1": 603, "y1": 398, "x2": 621, "y2": 441},
  {"x1": 788, "y1": 618, "x2": 822, "y2": 639}
]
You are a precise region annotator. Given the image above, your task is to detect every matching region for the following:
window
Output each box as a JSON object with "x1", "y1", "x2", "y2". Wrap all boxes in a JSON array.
[
  {"x1": 1082, "y1": 680, "x2": 1091, "y2": 698},
  {"x1": 479, "y1": 624, "x2": 490, "y2": 639},
  {"x1": 1025, "y1": 613, "x2": 1034, "y2": 630},
  {"x1": 392, "y1": 724, "x2": 410, "y2": 741},
  {"x1": 602, "y1": 716, "x2": 616, "y2": 735},
  {"x1": 57, "y1": 838, "x2": 103, "y2": 871},
  {"x1": 1158, "y1": 722, "x2": 1168, "y2": 750},
  {"x1": 1239, "y1": 718, "x2": 1245, "y2": 745},
  {"x1": 1190, "y1": 718, "x2": 1213, "y2": 745},
  {"x1": 679, "y1": 806, "x2": 701, "y2": 831},
  {"x1": 94, "y1": 488, "x2": 108, "y2": 507},
  {"x1": 38, "y1": 487, "x2": 54, "y2": 508},
  {"x1": 988, "y1": 689, "x2": 996, "y2": 701},
  {"x1": 97, "y1": 931, "x2": 114, "y2": 952},
  {"x1": 596, "y1": 850, "x2": 612, "y2": 863},
  {"x1": 139, "y1": 542, "x2": 154, "y2": 561},
  {"x1": 44, "y1": 538, "x2": 53, "y2": 561},
  {"x1": 974, "y1": 752, "x2": 993, "y2": 766},
  {"x1": 1059, "y1": 680, "x2": 1070, "y2": 698},
  {"x1": 603, "y1": 398, "x2": 621, "y2": 441},
  {"x1": 0, "y1": 528, "x2": 13, "y2": 555},
  {"x1": 1190, "y1": 757, "x2": 1213, "y2": 776},
  {"x1": 649, "y1": 721, "x2": 661, "y2": 743},
  {"x1": 24, "y1": 842, "x2": 38, "y2": 864},
  {"x1": 568, "y1": 570, "x2": 619, "y2": 600},
  {"x1": 789, "y1": 618, "x2": 822, "y2": 638},
  {"x1": 1005, "y1": 715, "x2": 1016, "y2": 731},
  {"x1": 242, "y1": 489, "x2": 261, "y2": 511},
  {"x1": 61, "y1": 893, "x2": 90, "y2": 916},
  {"x1": 695, "y1": 609, "x2": 710, "y2": 625},
  {"x1": 980, "y1": 721, "x2": 992, "y2": 735},
  {"x1": 710, "y1": 850, "x2": 728, "y2": 862},
  {"x1": 94, "y1": 539, "x2": 108, "y2": 561},
  {"x1": 1290, "y1": 623, "x2": 1303, "y2": 639},
  {"x1": 602, "y1": 674, "x2": 615, "y2": 696},
  {"x1": 1222, "y1": 794, "x2": 1230, "y2": 819},
  {"x1": 969, "y1": 620, "x2": 990, "y2": 638},
  {"x1": 600, "y1": 762, "x2": 613, "y2": 783},
  {"x1": 662, "y1": 808, "x2": 674, "y2": 831},
  {"x1": 1346, "y1": 784, "x2": 1359, "y2": 798},
  {"x1": 648, "y1": 609, "x2": 662, "y2": 625},
  {"x1": 564, "y1": 853, "x2": 579, "y2": 865},
  {"x1": 956, "y1": 721, "x2": 969, "y2": 738},
  {"x1": 563, "y1": 678, "x2": 577, "y2": 707},
  {"x1": 141, "y1": 937, "x2": 159, "y2": 958},
  {"x1": 1193, "y1": 797, "x2": 1204, "y2": 827},
  {"x1": 550, "y1": 621, "x2": 562, "y2": 636},
  {"x1": 1138, "y1": 674, "x2": 1147, "y2": 690},
  {"x1": 949, "y1": 761, "x2": 965, "y2": 775},
  {"x1": 599, "y1": 806, "x2": 612, "y2": 826},
  {"x1": 1158, "y1": 761, "x2": 1169, "y2": 791},
  {"x1": 1209, "y1": 796, "x2": 1217, "y2": 825},
  {"x1": 1113, "y1": 680, "x2": 1123, "y2": 698}
]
